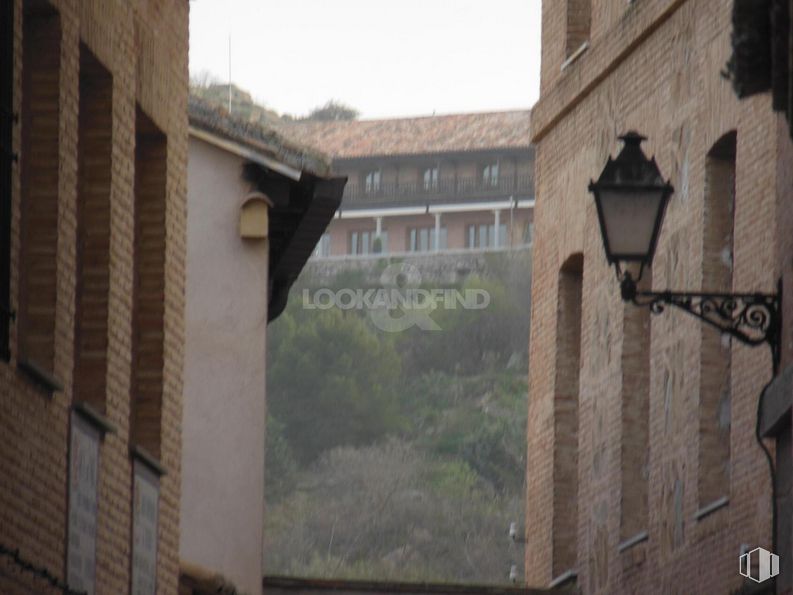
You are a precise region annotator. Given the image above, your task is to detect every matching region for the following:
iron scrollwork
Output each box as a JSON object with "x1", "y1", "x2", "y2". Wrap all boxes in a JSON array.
[{"x1": 620, "y1": 272, "x2": 781, "y2": 372}]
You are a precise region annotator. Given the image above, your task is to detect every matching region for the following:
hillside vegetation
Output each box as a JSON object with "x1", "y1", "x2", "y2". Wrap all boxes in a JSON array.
[{"x1": 264, "y1": 252, "x2": 531, "y2": 584}]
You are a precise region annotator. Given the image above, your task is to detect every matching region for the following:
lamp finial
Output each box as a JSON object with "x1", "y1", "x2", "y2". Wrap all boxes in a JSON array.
[{"x1": 618, "y1": 131, "x2": 647, "y2": 146}]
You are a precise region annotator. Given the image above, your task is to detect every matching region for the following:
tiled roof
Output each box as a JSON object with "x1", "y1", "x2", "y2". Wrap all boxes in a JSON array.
[
  {"x1": 269, "y1": 110, "x2": 532, "y2": 159},
  {"x1": 187, "y1": 95, "x2": 332, "y2": 176}
]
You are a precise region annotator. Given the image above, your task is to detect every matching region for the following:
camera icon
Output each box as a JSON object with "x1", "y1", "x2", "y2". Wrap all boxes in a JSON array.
[{"x1": 739, "y1": 547, "x2": 779, "y2": 583}]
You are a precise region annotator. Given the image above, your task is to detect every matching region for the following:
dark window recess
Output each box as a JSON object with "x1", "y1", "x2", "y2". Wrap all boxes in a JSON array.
[
  {"x1": 350, "y1": 229, "x2": 376, "y2": 255},
  {"x1": 131, "y1": 108, "x2": 167, "y2": 458},
  {"x1": 17, "y1": 6, "x2": 61, "y2": 382},
  {"x1": 0, "y1": 0, "x2": 16, "y2": 361}
]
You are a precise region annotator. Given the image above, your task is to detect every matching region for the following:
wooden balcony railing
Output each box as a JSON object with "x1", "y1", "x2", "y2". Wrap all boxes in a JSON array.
[{"x1": 342, "y1": 174, "x2": 534, "y2": 206}]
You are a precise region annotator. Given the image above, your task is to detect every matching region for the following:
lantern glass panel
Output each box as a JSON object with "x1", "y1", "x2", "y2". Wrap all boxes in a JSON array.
[{"x1": 599, "y1": 188, "x2": 664, "y2": 260}]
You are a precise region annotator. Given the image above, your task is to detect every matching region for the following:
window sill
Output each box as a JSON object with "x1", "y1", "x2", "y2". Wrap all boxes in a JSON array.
[
  {"x1": 549, "y1": 568, "x2": 577, "y2": 589},
  {"x1": 73, "y1": 401, "x2": 117, "y2": 435},
  {"x1": 561, "y1": 42, "x2": 589, "y2": 72},
  {"x1": 618, "y1": 530, "x2": 648, "y2": 553},
  {"x1": 694, "y1": 496, "x2": 729, "y2": 521},
  {"x1": 130, "y1": 445, "x2": 167, "y2": 477},
  {"x1": 18, "y1": 358, "x2": 63, "y2": 392}
]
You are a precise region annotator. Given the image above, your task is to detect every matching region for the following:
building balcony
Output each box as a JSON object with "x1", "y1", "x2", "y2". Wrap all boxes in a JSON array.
[{"x1": 341, "y1": 174, "x2": 534, "y2": 209}]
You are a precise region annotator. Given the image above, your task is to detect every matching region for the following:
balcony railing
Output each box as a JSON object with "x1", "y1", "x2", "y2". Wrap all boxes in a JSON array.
[{"x1": 342, "y1": 174, "x2": 534, "y2": 207}]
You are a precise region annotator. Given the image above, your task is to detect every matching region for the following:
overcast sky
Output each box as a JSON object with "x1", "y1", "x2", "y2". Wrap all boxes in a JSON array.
[{"x1": 189, "y1": 0, "x2": 541, "y2": 120}]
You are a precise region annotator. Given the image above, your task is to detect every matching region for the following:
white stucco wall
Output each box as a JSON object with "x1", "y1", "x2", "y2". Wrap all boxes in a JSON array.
[{"x1": 181, "y1": 137, "x2": 268, "y2": 594}]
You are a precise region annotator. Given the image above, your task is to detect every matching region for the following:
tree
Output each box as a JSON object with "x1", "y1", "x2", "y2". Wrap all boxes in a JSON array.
[
  {"x1": 189, "y1": 69, "x2": 220, "y2": 90},
  {"x1": 267, "y1": 307, "x2": 403, "y2": 463},
  {"x1": 265, "y1": 415, "x2": 299, "y2": 501},
  {"x1": 263, "y1": 440, "x2": 525, "y2": 583},
  {"x1": 304, "y1": 100, "x2": 359, "y2": 121}
]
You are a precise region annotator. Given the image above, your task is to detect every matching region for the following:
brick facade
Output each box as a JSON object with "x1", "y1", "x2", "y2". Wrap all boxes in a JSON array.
[
  {"x1": 0, "y1": 0, "x2": 188, "y2": 593},
  {"x1": 526, "y1": 0, "x2": 793, "y2": 593}
]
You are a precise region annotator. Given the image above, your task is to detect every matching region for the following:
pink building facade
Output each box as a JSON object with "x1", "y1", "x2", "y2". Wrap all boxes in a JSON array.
[{"x1": 180, "y1": 98, "x2": 344, "y2": 594}]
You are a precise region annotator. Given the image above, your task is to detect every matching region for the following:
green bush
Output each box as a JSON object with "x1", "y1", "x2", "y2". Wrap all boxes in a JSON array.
[{"x1": 268, "y1": 307, "x2": 403, "y2": 464}]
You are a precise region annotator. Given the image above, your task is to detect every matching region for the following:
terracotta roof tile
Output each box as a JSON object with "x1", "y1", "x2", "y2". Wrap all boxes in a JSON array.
[{"x1": 269, "y1": 110, "x2": 532, "y2": 159}]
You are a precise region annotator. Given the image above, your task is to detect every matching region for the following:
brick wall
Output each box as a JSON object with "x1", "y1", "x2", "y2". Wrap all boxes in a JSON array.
[
  {"x1": 131, "y1": 108, "x2": 168, "y2": 459},
  {"x1": 18, "y1": 6, "x2": 61, "y2": 376},
  {"x1": 565, "y1": 0, "x2": 591, "y2": 59},
  {"x1": 526, "y1": 0, "x2": 792, "y2": 592},
  {"x1": 619, "y1": 271, "x2": 650, "y2": 543},
  {"x1": 551, "y1": 254, "x2": 583, "y2": 579},
  {"x1": 0, "y1": 0, "x2": 188, "y2": 593},
  {"x1": 698, "y1": 133, "x2": 736, "y2": 508},
  {"x1": 74, "y1": 45, "x2": 112, "y2": 412}
]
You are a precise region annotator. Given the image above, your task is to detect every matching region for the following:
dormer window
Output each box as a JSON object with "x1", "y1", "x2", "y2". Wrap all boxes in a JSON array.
[
  {"x1": 364, "y1": 169, "x2": 381, "y2": 194},
  {"x1": 482, "y1": 162, "x2": 499, "y2": 188}
]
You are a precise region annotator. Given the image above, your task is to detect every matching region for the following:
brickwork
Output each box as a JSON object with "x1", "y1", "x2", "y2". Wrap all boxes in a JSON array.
[
  {"x1": 552, "y1": 254, "x2": 582, "y2": 579},
  {"x1": 0, "y1": 1, "x2": 188, "y2": 594},
  {"x1": 74, "y1": 45, "x2": 112, "y2": 412},
  {"x1": 619, "y1": 281, "x2": 651, "y2": 544},
  {"x1": 698, "y1": 133, "x2": 735, "y2": 508},
  {"x1": 18, "y1": 7, "x2": 61, "y2": 375},
  {"x1": 526, "y1": 0, "x2": 793, "y2": 592},
  {"x1": 131, "y1": 109, "x2": 167, "y2": 459},
  {"x1": 565, "y1": 0, "x2": 591, "y2": 59}
]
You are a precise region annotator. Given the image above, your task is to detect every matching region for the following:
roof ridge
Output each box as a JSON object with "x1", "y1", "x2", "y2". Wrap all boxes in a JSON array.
[
  {"x1": 274, "y1": 108, "x2": 532, "y2": 128},
  {"x1": 187, "y1": 94, "x2": 333, "y2": 176}
]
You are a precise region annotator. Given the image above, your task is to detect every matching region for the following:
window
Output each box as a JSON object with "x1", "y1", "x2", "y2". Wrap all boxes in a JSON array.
[
  {"x1": 364, "y1": 169, "x2": 381, "y2": 194},
  {"x1": 423, "y1": 166, "x2": 439, "y2": 191},
  {"x1": 524, "y1": 222, "x2": 534, "y2": 245},
  {"x1": 67, "y1": 412, "x2": 101, "y2": 593},
  {"x1": 372, "y1": 231, "x2": 388, "y2": 254},
  {"x1": 409, "y1": 226, "x2": 446, "y2": 252},
  {"x1": 18, "y1": 6, "x2": 61, "y2": 386},
  {"x1": 698, "y1": 131, "x2": 736, "y2": 509},
  {"x1": 131, "y1": 108, "x2": 167, "y2": 458},
  {"x1": 73, "y1": 46, "x2": 113, "y2": 411},
  {"x1": 466, "y1": 223, "x2": 507, "y2": 248},
  {"x1": 0, "y1": 0, "x2": 13, "y2": 360},
  {"x1": 565, "y1": 0, "x2": 591, "y2": 59},
  {"x1": 350, "y1": 230, "x2": 376, "y2": 255},
  {"x1": 131, "y1": 459, "x2": 160, "y2": 594},
  {"x1": 553, "y1": 253, "x2": 583, "y2": 577},
  {"x1": 467, "y1": 225, "x2": 475, "y2": 249},
  {"x1": 492, "y1": 223, "x2": 507, "y2": 247},
  {"x1": 482, "y1": 162, "x2": 499, "y2": 187},
  {"x1": 313, "y1": 233, "x2": 331, "y2": 258}
]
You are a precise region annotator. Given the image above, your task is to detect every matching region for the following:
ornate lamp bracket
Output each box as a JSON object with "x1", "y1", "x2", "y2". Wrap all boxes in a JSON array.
[{"x1": 620, "y1": 272, "x2": 782, "y2": 373}]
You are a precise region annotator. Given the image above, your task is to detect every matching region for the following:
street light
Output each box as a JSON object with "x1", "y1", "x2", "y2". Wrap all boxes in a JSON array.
[
  {"x1": 589, "y1": 131, "x2": 673, "y2": 277},
  {"x1": 589, "y1": 132, "x2": 781, "y2": 372}
]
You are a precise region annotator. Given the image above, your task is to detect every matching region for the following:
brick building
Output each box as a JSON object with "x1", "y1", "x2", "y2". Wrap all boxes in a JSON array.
[
  {"x1": 525, "y1": 0, "x2": 793, "y2": 593},
  {"x1": 0, "y1": 1, "x2": 188, "y2": 593},
  {"x1": 272, "y1": 112, "x2": 535, "y2": 259}
]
